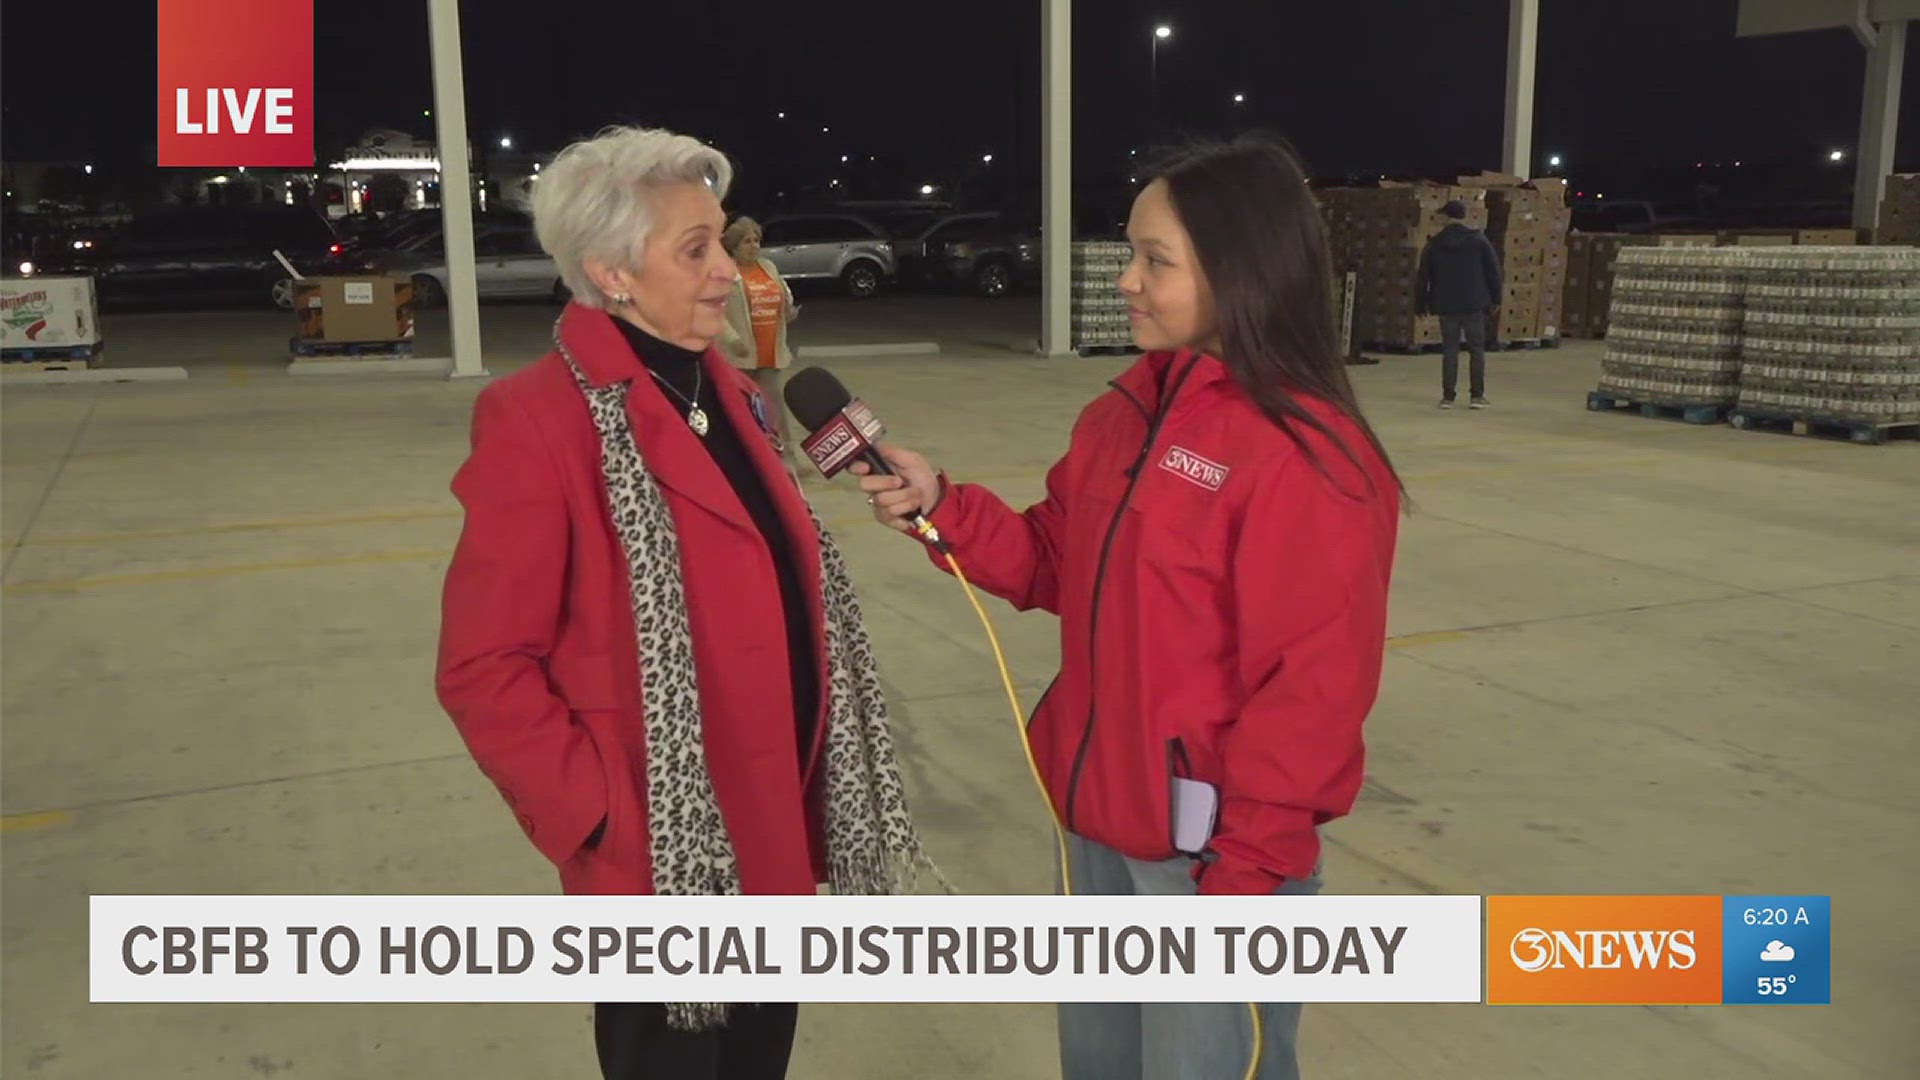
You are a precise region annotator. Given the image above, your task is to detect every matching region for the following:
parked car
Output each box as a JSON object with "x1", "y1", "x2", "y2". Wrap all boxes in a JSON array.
[
  {"x1": 41, "y1": 207, "x2": 342, "y2": 308},
  {"x1": 366, "y1": 220, "x2": 561, "y2": 306},
  {"x1": 336, "y1": 209, "x2": 531, "y2": 268},
  {"x1": 755, "y1": 212, "x2": 897, "y2": 298},
  {"x1": 898, "y1": 212, "x2": 1040, "y2": 297},
  {"x1": 1570, "y1": 199, "x2": 1670, "y2": 234}
]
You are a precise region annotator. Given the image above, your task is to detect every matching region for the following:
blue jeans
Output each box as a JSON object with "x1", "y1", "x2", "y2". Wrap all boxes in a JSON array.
[{"x1": 1057, "y1": 833, "x2": 1324, "y2": 1080}]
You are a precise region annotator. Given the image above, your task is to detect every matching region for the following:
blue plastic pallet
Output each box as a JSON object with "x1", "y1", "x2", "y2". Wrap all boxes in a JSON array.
[
  {"x1": 2, "y1": 343, "x2": 101, "y2": 361},
  {"x1": 1729, "y1": 409, "x2": 1918, "y2": 446},
  {"x1": 1586, "y1": 392, "x2": 1729, "y2": 425}
]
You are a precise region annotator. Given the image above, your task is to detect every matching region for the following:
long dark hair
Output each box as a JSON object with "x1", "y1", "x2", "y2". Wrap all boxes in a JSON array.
[{"x1": 1150, "y1": 135, "x2": 1405, "y2": 506}]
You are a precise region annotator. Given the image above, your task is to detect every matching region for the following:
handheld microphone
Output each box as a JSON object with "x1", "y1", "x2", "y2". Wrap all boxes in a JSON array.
[{"x1": 783, "y1": 366, "x2": 947, "y2": 551}]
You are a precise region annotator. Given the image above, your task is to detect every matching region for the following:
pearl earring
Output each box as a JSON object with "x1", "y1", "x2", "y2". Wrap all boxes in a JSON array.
[{"x1": 611, "y1": 291, "x2": 631, "y2": 305}]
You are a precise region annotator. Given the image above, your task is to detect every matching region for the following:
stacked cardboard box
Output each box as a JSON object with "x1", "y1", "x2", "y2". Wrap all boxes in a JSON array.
[
  {"x1": 1736, "y1": 247, "x2": 1920, "y2": 425},
  {"x1": 1321, "y1": 184, "x2": 1489, "y2": 350},
  {"x1": 1597, "y1": 247, "x2": 1750, "y2": 405},
  {"x1": 1718, "y1": 229, "x2": 1857, "y2": 247},
  {"x1": 1789, "y1": 229, "x2": 1857, "y2": 246},
  {"x1": 1071, "y1": 242, "x2": 1133, "y2": 350},
  {"x1": 1480, "y1": 178, "x2": 1572, "y2": 343},
  {"x1": 292, "y1": 276, "x2": 414, "y2": 344},
  {"x1": 1875, "y1": 174, "x2": 1920, "y2": 245}
]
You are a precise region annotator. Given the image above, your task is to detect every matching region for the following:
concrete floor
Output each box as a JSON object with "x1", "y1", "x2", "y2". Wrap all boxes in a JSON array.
[{"x1": 3, "y1": 305, "x2": 1917, "y2": 1078}]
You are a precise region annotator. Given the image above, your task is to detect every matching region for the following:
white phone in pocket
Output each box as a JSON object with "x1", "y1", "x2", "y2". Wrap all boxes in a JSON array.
[{"x1": 1170, "y1": 776, "x2": 1220, "y2": 856}]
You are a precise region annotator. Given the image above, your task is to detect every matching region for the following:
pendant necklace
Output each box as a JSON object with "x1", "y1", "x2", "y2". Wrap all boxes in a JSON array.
[{"x1": 649, "y1": 365, "x2": 709, "y2": 436}]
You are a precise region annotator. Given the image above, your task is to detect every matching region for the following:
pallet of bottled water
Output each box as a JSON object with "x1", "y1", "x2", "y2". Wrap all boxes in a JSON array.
[
  {"x1": 1731, "y1": 247, "x2": 1920, "y2": 440},
  {"x1": 1596, "y1": 247, "x2": 1752, "y2": 407}
]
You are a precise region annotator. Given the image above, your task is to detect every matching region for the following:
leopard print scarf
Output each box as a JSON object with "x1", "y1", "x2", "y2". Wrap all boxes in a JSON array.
[{"x1": 557, "y1": 325, "x2": 944, "y2": 1030}]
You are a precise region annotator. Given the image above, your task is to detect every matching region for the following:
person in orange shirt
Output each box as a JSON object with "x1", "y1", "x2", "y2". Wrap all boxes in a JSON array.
[{"x1": 722, "y1": 216, "x2": 800, "y2": 466}]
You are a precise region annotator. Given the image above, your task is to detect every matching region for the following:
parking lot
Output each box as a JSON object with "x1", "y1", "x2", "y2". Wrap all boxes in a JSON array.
[
  {"x1": 75, "y1": 292, "x2": 1044, "y2": 378},
  {"x1": 4, "y1": 309, "x2": 1915, "y2": 1076}
]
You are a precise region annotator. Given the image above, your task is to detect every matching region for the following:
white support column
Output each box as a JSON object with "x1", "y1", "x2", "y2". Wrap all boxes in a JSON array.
[
  {"x1": 427, "y1": 0, "x2": 487, "y2": 379},
  {"x1": 1040, "y1": 0, "x2": 1073, "y2": 358},
  {"x1": 1502, "y1": 0, "x2": 1539, "y2": 178},
  {"x1": 1854, "y1": 20, "x2": 1907, "y2": 232}
]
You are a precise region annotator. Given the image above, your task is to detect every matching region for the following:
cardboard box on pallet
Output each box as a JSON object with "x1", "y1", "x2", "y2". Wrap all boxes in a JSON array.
[
  {"x1": 1877, "y1": 173, "x2": 1920, "y2": 244},
  {"x1": 1792, "y1": 229, "x2": 1856, "y2": 246},
  {"x1": 1571, "y1": 233, "x2": 1660, "y2": 337},
  {"x1": 1562, "y1": 234, "x2": 1596, "y2": 335},
  {"x1": 1320, "y1": 183, "x2": 1490, "y2": 348},
  {"x1": 1, "y1": 275, "x2": 101, "y2": 354},
  {"x1": 292, "y1": 276, "x2": 415, "y2": 343}
]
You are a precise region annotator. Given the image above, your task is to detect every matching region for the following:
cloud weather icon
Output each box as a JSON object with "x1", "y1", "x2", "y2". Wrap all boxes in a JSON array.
[{"x1": 1761, "y1": 940, "x2": 1796, "y2": 962}]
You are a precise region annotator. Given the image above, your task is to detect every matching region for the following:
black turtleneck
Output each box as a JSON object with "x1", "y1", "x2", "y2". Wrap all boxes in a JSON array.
[{"x1": 614, "y1": 318, "x2": 820, "y2": 778}]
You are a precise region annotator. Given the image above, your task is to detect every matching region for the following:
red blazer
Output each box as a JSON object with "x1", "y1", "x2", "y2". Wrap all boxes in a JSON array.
[{"x1": 436, "y1": 303, "x2": 829, "y2": 896}]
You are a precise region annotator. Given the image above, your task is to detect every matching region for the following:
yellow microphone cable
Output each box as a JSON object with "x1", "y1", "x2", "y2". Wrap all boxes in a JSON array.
[{"x1": 909, "y1": 518, "x2": 1266, "y2": 1080}]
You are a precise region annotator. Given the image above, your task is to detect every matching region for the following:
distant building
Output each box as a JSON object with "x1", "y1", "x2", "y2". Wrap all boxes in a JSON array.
[{"x1": 328, "y1": 127, "x2": 539, "y2": 217}]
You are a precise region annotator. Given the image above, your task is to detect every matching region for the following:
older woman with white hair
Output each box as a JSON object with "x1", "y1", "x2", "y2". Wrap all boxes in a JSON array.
[{"x1": 435, "y1": 126, "x2": 938, "y2": 1080}]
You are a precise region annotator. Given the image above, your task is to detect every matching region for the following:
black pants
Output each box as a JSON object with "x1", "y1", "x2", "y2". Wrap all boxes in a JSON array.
[
  {"x1": 595, "y1": 1003, "x2": 798, "y2": 1080},
  {"x1": 1439, "y1": 312, "x2": 1487, "y2": 399}
]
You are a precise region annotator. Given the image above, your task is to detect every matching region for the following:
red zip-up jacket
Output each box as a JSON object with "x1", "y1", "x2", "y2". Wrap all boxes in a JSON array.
[{"x1": 926, "y1": 349, "x2": 1399, "y2": 894}]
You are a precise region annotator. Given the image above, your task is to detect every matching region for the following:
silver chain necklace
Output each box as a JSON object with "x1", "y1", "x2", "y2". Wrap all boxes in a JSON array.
[{"x1": 648, "y1": 362, "x2": 710, "y2": 437}]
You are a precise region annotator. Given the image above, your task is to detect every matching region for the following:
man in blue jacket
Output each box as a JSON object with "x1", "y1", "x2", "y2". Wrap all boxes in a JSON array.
[{"x1": 1416, "y1": 200, "x2": 1503, "y2": 409}]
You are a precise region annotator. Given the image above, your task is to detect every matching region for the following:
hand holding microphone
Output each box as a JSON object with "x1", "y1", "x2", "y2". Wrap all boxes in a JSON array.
[
  {"x1": 782, "y1": 366, "x2": 947, "y2": 550},
  {"x1": 850, "y1": 447, "x2": 941, "y2": 536}
]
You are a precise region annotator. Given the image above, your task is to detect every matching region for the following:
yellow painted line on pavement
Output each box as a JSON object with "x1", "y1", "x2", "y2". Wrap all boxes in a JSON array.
[
  {"x1": 1, "y1": 810, "x2": 71, "y2": 833},
  {"x1": 1, "y1": 548, "x2": 448, "y2": 596},
  {"x1": 16, "y1": 509, "x2": 460, "y2": 548}
]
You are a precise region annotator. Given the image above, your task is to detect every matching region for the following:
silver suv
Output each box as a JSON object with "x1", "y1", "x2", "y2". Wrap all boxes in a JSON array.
[{"x1": 756, "y1": 213, "x2": 897, "y2": 298}]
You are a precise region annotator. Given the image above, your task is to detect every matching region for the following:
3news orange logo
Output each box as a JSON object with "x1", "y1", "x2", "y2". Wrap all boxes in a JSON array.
[
  {"x1": 1487, "y1": 896, "x2": 1722, "y2": 1005},
  {"x1": 157, "y1": 0, "x2": 313, "y2": 167}
]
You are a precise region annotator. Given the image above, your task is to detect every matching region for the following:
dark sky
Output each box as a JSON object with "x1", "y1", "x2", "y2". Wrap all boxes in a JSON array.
[{"x1": 3, "y1": 0, "x2": 1912, "y2": 194}]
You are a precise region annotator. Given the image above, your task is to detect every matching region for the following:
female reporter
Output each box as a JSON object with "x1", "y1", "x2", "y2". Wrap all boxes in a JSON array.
[
  {"x1": 855, "y1": 137, "x2": 1403, "y2": 1080},
  {"x1": 435, "y1": 126, "x2": 935, "y2": 1080}
]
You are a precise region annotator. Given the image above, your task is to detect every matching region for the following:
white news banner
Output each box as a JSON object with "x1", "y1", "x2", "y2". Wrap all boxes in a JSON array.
[{"x1": 92, "y1": 895, "x2": 1482, "y2": 1004}]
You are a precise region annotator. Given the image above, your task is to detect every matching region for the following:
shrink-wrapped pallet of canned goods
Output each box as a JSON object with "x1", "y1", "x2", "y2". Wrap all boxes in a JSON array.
[
  {"x1": 1734, "y1": 247, "x2": 1920, "y2": 425},
  {"x1": 1072, "y1": 241, "x2": 1134, "y2": 351},
  {"x1": 1597, "y1": 247, "x2": 1752, "y2": 406}
]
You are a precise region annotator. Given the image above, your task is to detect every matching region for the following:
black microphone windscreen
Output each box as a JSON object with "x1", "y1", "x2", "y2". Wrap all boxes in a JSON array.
[{"x1": 783, "y1": 367, "x2": 853, "y2": 432}]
